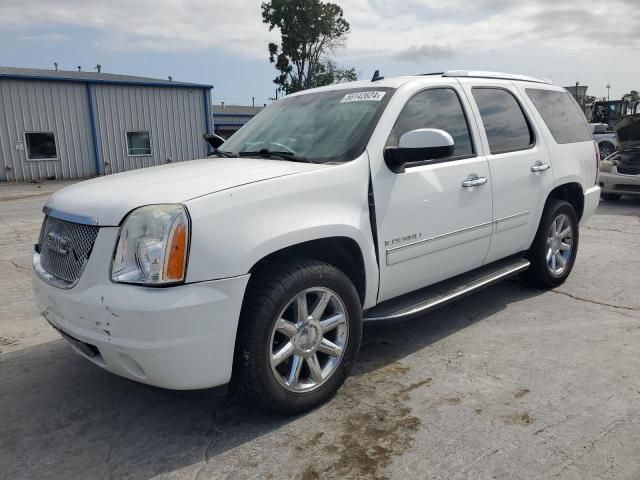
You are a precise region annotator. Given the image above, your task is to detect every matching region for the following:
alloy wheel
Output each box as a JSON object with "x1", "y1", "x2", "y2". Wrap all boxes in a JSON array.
[
  {"x1": 546, "y1": 213, "x2": 573, "y2": 276},
  {"x1": 269, "y1": 287, "x2": 348, "y2": 393}
]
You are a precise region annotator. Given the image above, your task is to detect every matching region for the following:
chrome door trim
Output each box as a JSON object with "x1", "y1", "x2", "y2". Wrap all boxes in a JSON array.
[
  {"x1": 43, "y1": 206, "x2": 99, "y2": 226},
  {"x1": 495, "y1": 211, "x2": 529, "y2": 224},
  {"x1": 386, "y1": 220, "x2": 493, "y2": 254}
]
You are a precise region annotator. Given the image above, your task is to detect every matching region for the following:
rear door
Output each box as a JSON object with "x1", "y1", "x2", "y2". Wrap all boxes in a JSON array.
[{"x1": 458, "y1": 79, "x2": 553, "y2": 263}]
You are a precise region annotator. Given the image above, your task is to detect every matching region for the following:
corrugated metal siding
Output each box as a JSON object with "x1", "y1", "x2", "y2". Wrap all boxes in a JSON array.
[
  {"x1": 0, "y1": 79, "x2": 96, "y2": 181},
  {"x1": 91, "y1": 85, "x2": 208, "y2": 174}
]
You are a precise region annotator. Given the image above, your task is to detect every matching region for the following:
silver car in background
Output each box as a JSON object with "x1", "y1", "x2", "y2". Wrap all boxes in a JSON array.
[{"x1": 599, "y1": 115, "x2": 640, "y2": 200}]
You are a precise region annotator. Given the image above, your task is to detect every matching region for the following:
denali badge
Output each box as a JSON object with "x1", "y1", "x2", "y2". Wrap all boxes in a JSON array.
[{"x1": 46, "y1": 232, "x2": 71, "y2": 255}]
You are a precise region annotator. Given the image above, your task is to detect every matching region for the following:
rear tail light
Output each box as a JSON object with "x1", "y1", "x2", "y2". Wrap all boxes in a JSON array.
[{"x1": 594, "y1": 140, "x2": 600, "y2": 185}]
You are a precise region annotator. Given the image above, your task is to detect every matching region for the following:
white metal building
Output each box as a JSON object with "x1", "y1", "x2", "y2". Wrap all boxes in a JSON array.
[{"x1": 0, "y1": 67, "x2": 213, "y2": 182}]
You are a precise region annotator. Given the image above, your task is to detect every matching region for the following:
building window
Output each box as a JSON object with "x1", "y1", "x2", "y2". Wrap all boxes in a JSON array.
[
  {"x1": 25, "y1": 132, "x2": 58, "y2": 160},
  {"x1": 126, "y1": 131, "x2": 152, "y2": 156}
]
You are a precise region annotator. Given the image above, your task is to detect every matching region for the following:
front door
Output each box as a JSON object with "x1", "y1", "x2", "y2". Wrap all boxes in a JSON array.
[
  {"x1": 371, "y1": 84, "x2": 494, "y2": 302},
  {"x1": 458, "y1": 80, "x2": 554, "y2": 263}
]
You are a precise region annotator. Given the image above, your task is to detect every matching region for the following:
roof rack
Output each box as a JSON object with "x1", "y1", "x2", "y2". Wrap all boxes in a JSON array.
[{"x1": 442, "y1": 70, "x2": 552, "y2": 85}]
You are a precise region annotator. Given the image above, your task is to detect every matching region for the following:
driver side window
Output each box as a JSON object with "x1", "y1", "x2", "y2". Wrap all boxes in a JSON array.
[{"x1": 387, "y1": 88, "x2": 474, "y2": 158}]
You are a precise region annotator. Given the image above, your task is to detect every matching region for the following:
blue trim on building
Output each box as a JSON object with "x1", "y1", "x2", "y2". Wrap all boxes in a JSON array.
[
  {"x1": 215, "y1": 122, "x2": 250, "y2": 127},
  {"x1": 203, "y1": 90, "x2": 212, "y2": 155},
  {"x1": 0, "y1": 73, "x2": 213, "y2": 89},
  {"x1": 86, "y1": 83, "x2": 102, "y2": 175},
  {"x1": 212, "y1": 113, "x2": 257, "y2": 118}
]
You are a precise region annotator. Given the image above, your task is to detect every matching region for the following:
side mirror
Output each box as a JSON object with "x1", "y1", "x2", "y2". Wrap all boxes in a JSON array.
[
  {"x1": 384, "y1": 128, "x2": 455, "y2": 173},
  {"x1": 203, "y1": 133, "x2": 225, "y2": 150}
]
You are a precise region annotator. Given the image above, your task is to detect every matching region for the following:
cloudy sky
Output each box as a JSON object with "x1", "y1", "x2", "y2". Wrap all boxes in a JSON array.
[{"x1": 1, "y1": 0, "x2": 638, "y2": 105}]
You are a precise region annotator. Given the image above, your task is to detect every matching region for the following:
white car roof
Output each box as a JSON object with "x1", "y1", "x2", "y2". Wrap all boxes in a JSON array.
[{"x1": 285, "y1": 70, "x2": 555, "y2": 98}]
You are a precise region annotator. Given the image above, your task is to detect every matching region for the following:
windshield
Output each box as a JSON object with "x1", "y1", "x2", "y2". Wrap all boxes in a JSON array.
[{"x1": 219, "y1": 87, "x2": 394, "y2": 163}]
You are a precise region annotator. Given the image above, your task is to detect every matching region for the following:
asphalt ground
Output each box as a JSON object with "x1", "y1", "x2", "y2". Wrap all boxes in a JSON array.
[{"x1": 1, "y1": 182, "x2": 639, "y2": 479}]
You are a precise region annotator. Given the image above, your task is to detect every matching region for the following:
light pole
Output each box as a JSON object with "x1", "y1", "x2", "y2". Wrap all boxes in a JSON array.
[{"x1": 606, "y1": 84, "x2": 610, "y2": 102}]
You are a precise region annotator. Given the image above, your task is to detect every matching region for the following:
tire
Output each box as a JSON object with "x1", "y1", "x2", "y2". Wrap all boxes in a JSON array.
[
  {"x1": 522, "y1": 200, "x2": 579, "y2": 289},
  {"x1": 599, "y1": 142, "x2": 615, "y2": 159},
  {"x1": 235, "y1": 258, "x2": 362, "y2": 415},
  {"x1": 601, "y1": 192, "x2": 622, "y2": 201}
]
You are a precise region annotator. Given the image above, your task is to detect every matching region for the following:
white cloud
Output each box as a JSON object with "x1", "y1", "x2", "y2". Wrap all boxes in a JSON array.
[
  {"x1": 339, "y1": 0, "x2": 640, "y2": 57},
  {"x1": 0, "y1": 0, "x2": 277, "y2": 56},
  {"x1": 0, "y1": 0, "x2": 639, "y2": 60}
]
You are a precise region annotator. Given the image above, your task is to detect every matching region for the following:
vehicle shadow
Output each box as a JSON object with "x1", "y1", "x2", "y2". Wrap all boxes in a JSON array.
[{"x1": 0, "y1": 278, "x2": 545, "y2": 480}]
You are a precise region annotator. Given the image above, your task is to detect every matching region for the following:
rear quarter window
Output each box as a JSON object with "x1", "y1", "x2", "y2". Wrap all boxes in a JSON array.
[{"x1": 526, "y1": 89, "x2": 593, "y2": 144}]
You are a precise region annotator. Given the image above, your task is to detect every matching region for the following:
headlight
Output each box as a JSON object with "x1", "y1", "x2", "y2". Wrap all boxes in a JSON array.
[
  {"x1": 599, "y1": 160, "x2": 613, "y2": 173},
  {"x1": 111, "y1": 204, "x2": 190, "y2": 285}
]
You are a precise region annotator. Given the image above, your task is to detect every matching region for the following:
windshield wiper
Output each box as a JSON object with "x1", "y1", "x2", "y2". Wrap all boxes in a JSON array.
[
  {"x1": 210, "y1": 149, "x2": 238, "y2": 158},
  {"x1": 238, "y1": 149, "x2": 312, "y2": 163}
]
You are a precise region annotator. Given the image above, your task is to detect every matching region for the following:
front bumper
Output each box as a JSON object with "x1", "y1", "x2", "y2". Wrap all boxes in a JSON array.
[
  {"x1": 32, "y1": 250, "x2": 250, "y2": 390},
  {"x1": 599, "y1": 171, "x2": 640, "y2": 196}
]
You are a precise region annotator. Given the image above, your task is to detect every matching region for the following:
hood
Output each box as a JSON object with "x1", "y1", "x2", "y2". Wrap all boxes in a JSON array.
[
  {"x1": 615, "y1": 114, "x2": 640, "y2": 151},
  {"x1": 46, "y1": 157, "x2": 327, "y2": 226}
]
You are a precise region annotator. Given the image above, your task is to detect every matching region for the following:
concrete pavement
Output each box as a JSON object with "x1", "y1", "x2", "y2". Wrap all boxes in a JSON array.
[{"x1": 1, "y1": 182, "x2": 639, "y2": 479}]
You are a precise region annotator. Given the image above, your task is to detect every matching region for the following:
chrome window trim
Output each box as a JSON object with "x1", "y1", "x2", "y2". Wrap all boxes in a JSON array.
[{"x1": 43, "y1": 206, "x2": 99, "y2": 226}]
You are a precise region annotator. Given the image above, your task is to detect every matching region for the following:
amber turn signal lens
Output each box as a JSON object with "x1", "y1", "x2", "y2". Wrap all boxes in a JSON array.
[{"x1": 164, "y1": 222, "x2": 187, "y2": 281}]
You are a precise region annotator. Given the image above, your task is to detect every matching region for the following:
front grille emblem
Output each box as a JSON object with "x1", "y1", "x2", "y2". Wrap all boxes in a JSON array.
[{"x1": 46, "y1": 232, "x2": 71, "y2": 256}]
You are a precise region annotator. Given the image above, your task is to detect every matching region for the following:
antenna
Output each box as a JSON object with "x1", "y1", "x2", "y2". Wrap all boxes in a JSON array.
[{"x1": 371, "y1": 69, "x2": 384, "y2": 82}]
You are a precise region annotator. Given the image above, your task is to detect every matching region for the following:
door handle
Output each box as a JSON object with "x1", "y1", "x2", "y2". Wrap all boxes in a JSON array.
[
  {"x1": 462, "y1": 175, "x2": 488, "y2": 188},
  {"x1": 531, "y1": 162, "x2": 551, "y2": 173}
]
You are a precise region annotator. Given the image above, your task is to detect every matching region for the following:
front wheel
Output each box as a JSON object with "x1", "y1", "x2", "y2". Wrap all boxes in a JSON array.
[
  {"x1": 522, "y1": 200, "x2": 579, "y2": 288},
  {"x1": 235, "y1": 258, "x2": 362, "y2": 415}
]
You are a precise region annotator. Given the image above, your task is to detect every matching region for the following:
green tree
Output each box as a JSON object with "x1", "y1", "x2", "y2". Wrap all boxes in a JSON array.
[
  {"x1": 622, "y1": 90, "x2": 639, "y2": 103},
  {"x1": 262, "y1": 0, "x2": 356, "y2": 94}
]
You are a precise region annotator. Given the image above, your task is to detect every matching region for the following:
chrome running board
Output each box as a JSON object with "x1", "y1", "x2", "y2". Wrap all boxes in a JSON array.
[{"x1": 364, "y1": 257, "x2": 530, "y2": 322}]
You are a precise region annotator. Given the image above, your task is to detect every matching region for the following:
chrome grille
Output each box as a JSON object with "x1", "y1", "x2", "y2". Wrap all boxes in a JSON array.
[
  {"x1": 38, "y1": 216, "x2": 99, "y2": 284},
  {"x1": 617, "y1": 165, "x2": 640, "y2": 176}
]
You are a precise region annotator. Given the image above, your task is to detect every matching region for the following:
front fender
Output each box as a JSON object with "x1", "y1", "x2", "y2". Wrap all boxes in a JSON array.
[{"x1": 184, "y1": 154, "x2": 379, "y2": 308}]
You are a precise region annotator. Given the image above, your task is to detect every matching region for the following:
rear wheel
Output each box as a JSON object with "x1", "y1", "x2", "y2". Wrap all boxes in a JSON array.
[
  {"x1": 236, "y1": 258, "x2": 362, "y2": 415},
  {"x1": 522, "y1": 200, "x2": 579, "y2": 288},
  {"x1": 601, "y1": 192, "x2": 622, "y2": 201}
]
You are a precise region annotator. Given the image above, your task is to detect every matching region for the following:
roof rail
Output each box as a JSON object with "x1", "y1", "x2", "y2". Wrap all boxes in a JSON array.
[{"x1": 443, "y1": 70, "x2": 552, "y2": 85}]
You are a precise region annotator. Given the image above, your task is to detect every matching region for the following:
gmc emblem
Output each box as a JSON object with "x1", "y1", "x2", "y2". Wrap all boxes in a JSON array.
[{"x1": 46, "y1": 232, "x2": 71, "y2": 255}]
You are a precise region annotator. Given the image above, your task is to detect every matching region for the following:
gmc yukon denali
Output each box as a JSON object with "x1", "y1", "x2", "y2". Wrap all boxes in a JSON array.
[{"x1": 33, "y1": 71, "x2": 601, "y2": 414}]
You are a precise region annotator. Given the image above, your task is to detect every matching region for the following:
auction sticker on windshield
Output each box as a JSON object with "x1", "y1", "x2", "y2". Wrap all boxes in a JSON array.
[{"x1": 340, "y1": 91, "x2": 386, "y2": 103}]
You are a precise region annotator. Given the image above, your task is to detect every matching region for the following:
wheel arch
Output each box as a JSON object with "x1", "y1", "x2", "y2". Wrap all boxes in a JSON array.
[
  {"x1": 248, "y1": 236, "x2": 369, "y2": 306},
  {"x1": 546, "y1": 182, "x2": 584, "y2": 221}
]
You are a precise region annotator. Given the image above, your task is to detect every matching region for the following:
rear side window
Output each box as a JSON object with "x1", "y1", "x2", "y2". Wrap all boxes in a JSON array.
[
  {"x1": 526, "y1": 89, "x2": 593, "y2": 144},
  {"x1": 472, "y1": 88, "x2": 534, "y2": 154},
  {"x1": 387, "y1": 88, "x2": 474, "y2": 158}
]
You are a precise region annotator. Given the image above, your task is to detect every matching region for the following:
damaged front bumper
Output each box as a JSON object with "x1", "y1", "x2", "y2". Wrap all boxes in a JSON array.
[{"x1": 32, "y1": 233, "x2": 249, "y2": 390}]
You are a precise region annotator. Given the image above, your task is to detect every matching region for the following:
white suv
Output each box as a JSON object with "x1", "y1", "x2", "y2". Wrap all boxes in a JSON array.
[{"x1": 33, "y1": 71, "x2": 601, "y2": 414}]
